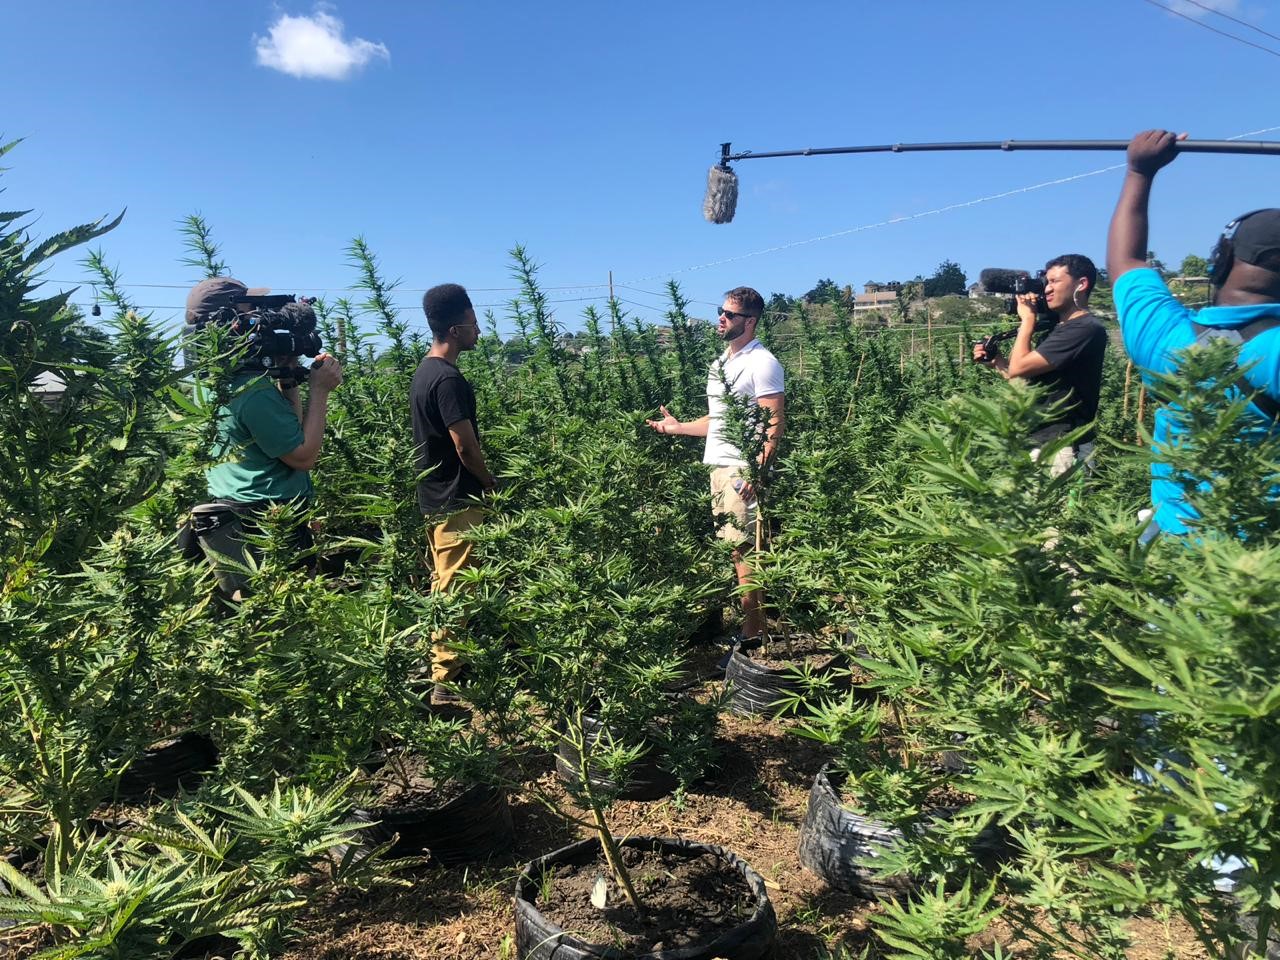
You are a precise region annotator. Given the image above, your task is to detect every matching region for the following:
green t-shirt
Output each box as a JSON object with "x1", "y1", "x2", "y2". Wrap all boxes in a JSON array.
[{"x1": 206, "y1": 373, "x2": 312, "y2": 502}]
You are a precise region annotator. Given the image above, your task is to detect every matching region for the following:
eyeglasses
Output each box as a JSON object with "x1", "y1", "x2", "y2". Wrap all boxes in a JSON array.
[{"x1": 718, "y1": 307, "x2": 756, "y2": 322}]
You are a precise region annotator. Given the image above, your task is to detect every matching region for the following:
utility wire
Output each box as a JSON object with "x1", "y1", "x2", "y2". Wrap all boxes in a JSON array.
[
  {"x1": 1166, "y1": 0, "x2": 1280, "y2": 43},
  {"x1": 48, "y1": 279, "x2": 615, "y2": 294},
  {"x1": 622, "y1": 166, "x2": 1131, "y2": 284},
  {"x1": 61, "y1": 293, "x2": 626, "y2": 314},
  {"x1": 1138, "y1": 0, "x2": 1280, "y2": 58},
  {"x1": 50, "y1": 120, "x2": 1280, "y2": 302}
]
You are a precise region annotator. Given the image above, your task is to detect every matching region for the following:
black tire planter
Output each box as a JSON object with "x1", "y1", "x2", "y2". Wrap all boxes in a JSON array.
[
  {"x1": 555, "y1": 715, "x2": 679, "y2": 802},
  {"x1": 116, "y1": 732, "x2": 218, "y2": 799},
  {"x1": 353, "y1": 780, "x2": 514, "y2": 865},
  {"x1": 798, "y1": 766, "x2": 1006, "y2": 900},
  {"x1": 723, "y1": 649, "x2": 845, "y2": 718},
  {"x1": 513, "y1": 835, "x2": 777, "y2": 960}
]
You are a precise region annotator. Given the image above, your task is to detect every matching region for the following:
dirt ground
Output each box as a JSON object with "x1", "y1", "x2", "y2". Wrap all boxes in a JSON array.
[{"x1": 280, "y1": 648, "x2": 1212, "y2": 960}]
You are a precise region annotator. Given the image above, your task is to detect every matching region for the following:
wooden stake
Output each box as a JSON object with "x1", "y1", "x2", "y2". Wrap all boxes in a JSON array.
[
  {"x1": 1122, "y1": 360, "x2": 1133, "y2": 419},
  {"x1": 608, "y1": 270, "x2": 615, "y2": 303},
  {"x1": 1137, "y1": 384, "x2": 1147, "y2": 438}
]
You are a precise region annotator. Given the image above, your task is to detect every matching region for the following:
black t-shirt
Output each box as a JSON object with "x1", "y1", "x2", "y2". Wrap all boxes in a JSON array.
[
  {"x1": 1026, "y1": 313, "x2": 1109, "y2": 442},
  {"x1": 410, "y1": 356, "x2": 484, "y2": 513}
]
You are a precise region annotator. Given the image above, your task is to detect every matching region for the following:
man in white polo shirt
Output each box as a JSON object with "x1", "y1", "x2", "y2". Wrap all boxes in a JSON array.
[{"x1": 646, "y1": 286, "x2": 786, "y2": 644}]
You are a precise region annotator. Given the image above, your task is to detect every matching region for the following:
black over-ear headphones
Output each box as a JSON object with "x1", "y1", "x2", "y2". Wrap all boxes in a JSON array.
[{"x1": 1208, "y1": 209, "x2": 1267, "y2": 287}]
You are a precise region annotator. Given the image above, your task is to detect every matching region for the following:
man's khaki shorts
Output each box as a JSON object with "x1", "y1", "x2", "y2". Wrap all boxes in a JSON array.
[{"x1": 709, "y1": 466, "x2": 756, "y2": 545}]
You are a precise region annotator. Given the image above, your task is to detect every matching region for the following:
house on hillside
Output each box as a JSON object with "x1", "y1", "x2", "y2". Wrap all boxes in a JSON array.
[{"x1": 853, "y1": 287, "x2": 900, "y2": 313}]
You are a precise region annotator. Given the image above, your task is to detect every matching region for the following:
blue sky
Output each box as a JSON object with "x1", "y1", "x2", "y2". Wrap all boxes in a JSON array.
[{"x1": 6, "y1": 0, "x2": 1279, "y2": 336}]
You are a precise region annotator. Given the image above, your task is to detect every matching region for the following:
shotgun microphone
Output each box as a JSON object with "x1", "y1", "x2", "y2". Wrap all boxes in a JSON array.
[
  {"x1": 978, "y1": 268, "x2": 1046, "y2": 296},
  {"x1": 977, "y1": 268, "x2": 1031, "y2": 293},
  {"x1": 703, "y1": 164, "x2": 738, "y2": 224}
]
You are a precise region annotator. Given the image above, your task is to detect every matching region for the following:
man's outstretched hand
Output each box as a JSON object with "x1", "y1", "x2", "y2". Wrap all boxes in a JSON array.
[{"x1": 645, "y1": 404, "x2": 680, "y2": 436}]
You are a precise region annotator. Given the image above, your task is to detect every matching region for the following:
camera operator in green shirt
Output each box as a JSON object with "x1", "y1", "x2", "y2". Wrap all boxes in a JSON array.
[{"x1": 186, "y1": 277, "x2": 343, "y2": 597}]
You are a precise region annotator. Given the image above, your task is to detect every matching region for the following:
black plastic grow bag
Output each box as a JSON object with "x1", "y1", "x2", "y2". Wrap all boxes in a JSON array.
[
  {"x1": 116, "y1": 732, "x2": 218, "y2": 799},
  {"x1": 555, "y1": 714, "x2": 679, "y2": 802},
  {"x1": 513, "y1": 835, "x2": 777, "y2": 959},
  {"x1": 797, "y1": 766, "x2": 1006, "y2": 900},
  {"x1": 723, "y1": 649, "x2": 844, "y2": 718},
  {"x1": 353, "y1": 780, "x2": 514, "y2": 865}
]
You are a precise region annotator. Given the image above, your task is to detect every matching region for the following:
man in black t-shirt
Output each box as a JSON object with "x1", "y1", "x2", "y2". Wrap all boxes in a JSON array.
[
  {"x1": 409, "y1": 283, "x2": 497, "y2": 703},
  {"x1": 973, "y1": 254, "x2": 1109, "y2": 475}
]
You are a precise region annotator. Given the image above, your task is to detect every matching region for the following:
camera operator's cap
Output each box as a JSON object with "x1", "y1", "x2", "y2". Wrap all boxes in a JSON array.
[
  {"x1": 185, "y1": 277, "x2": 271, "y2": 324},
  {"x1": 1233, "y1": 209, "x2": 1280, "y2": 267}
]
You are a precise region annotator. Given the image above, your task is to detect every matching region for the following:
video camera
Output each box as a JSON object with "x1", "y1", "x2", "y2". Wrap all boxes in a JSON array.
[
  {"x1": 187, "y1": 293, "x2": 323, "y2": 380},
  {"x1": 972, "y1": 269, "x2": 1055, "y2": 363}
]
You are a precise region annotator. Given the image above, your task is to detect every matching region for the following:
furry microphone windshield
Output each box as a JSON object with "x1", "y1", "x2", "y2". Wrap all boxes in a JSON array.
[{"x1": 703, "y1": 164, "x2": 738, "y2": 224}]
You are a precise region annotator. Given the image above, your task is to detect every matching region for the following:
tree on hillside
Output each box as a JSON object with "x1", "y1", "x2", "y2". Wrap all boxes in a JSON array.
[
  {"x1": 1179, "y1": 253, "x2": 1209, "y2": 279},
  {"x1": 1146, "y1": 250, "x2": 1169, "y2": 278},
  {"x1": 766, "y1": 292, "x2": 794, "y2": 317},
  {"x1": 923, "y1": 259, "x2": 967, "y2": 298},
  {"x1": 803, "y1": 278, "x2": 841, "y2": 304}
]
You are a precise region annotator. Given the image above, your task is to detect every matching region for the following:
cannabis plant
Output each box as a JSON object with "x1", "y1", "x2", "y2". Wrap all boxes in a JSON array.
[{"x1": 0, "y1": 778, "x2": 400, "y2": 960}]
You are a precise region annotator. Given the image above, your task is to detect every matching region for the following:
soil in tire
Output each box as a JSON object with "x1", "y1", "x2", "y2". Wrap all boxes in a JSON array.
[{"x1": 532, "y1": 842, "x2": 757, "y2": 953}]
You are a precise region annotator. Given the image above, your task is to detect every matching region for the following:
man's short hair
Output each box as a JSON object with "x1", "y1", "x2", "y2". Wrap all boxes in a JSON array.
[
  {"x1": 1044, "y1": 254, "x2": 1098, "y2": 294},
  {"x1": 723, "y1": 286, "x2": 765, "y2": 317},
  {"x1": 422, "y1": 284, "x2": 474, "y2": 338}
]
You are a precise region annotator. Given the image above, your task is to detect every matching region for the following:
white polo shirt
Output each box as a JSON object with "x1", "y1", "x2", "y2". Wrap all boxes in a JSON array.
[{"x1": 703, "y1": 339, "x2": 785, "y2": 467}]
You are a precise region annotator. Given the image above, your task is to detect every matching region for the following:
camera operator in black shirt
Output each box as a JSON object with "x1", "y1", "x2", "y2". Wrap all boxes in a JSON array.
[{"x1": 973, "y1": 254, "x2": 1109, "y2": 475}]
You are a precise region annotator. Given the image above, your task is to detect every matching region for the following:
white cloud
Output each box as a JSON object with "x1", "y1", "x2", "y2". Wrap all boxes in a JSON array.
[{"x1": 255, "y1": 8, "x2": 389, "y2": 80}]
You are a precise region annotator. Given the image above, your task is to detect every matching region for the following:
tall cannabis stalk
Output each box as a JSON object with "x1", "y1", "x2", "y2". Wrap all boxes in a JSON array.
[{"x1": 177, "y1": 212, "x2": 228, "y2": 279}]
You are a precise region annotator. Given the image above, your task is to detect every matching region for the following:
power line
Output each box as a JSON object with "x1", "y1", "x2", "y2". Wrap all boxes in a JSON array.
[
  {"x1": 62, "y1": 293, "x2": 633, "y2": 314},
  {"x1": 47, "y1": 121, "x2": 1280, "y2": 305},
  {"x1": 621, "y1": 165, "x2": 1130, "y2": 284},
  {"x1": 1138, "y1": 0, "x2": 1280, "y2": 58},
  {"x1": 48, "y1": 279, "x2": 615, "y2": 294},
  {"x1": 1171, "y1": 0, "x2": 1280, "y2": 44}
]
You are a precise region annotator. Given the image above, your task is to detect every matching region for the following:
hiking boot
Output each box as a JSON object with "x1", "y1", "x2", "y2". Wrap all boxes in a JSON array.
[
  {"x1": 428, "y1": 675, "x2": 473, "y2": 715},
  {"x1": 430, "y1": 683, "x2": 464, "y2": 705}
]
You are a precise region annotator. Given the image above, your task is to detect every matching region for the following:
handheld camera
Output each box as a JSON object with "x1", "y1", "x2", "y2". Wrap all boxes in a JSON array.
[{"x1": 187, "y1": 293, "x2": 323, "y2": 380}]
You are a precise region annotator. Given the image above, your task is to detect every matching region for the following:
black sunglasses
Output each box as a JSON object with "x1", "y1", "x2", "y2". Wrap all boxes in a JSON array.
[{"x1": 718, "y1": 307, "x2": 757, "y2": 322}]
